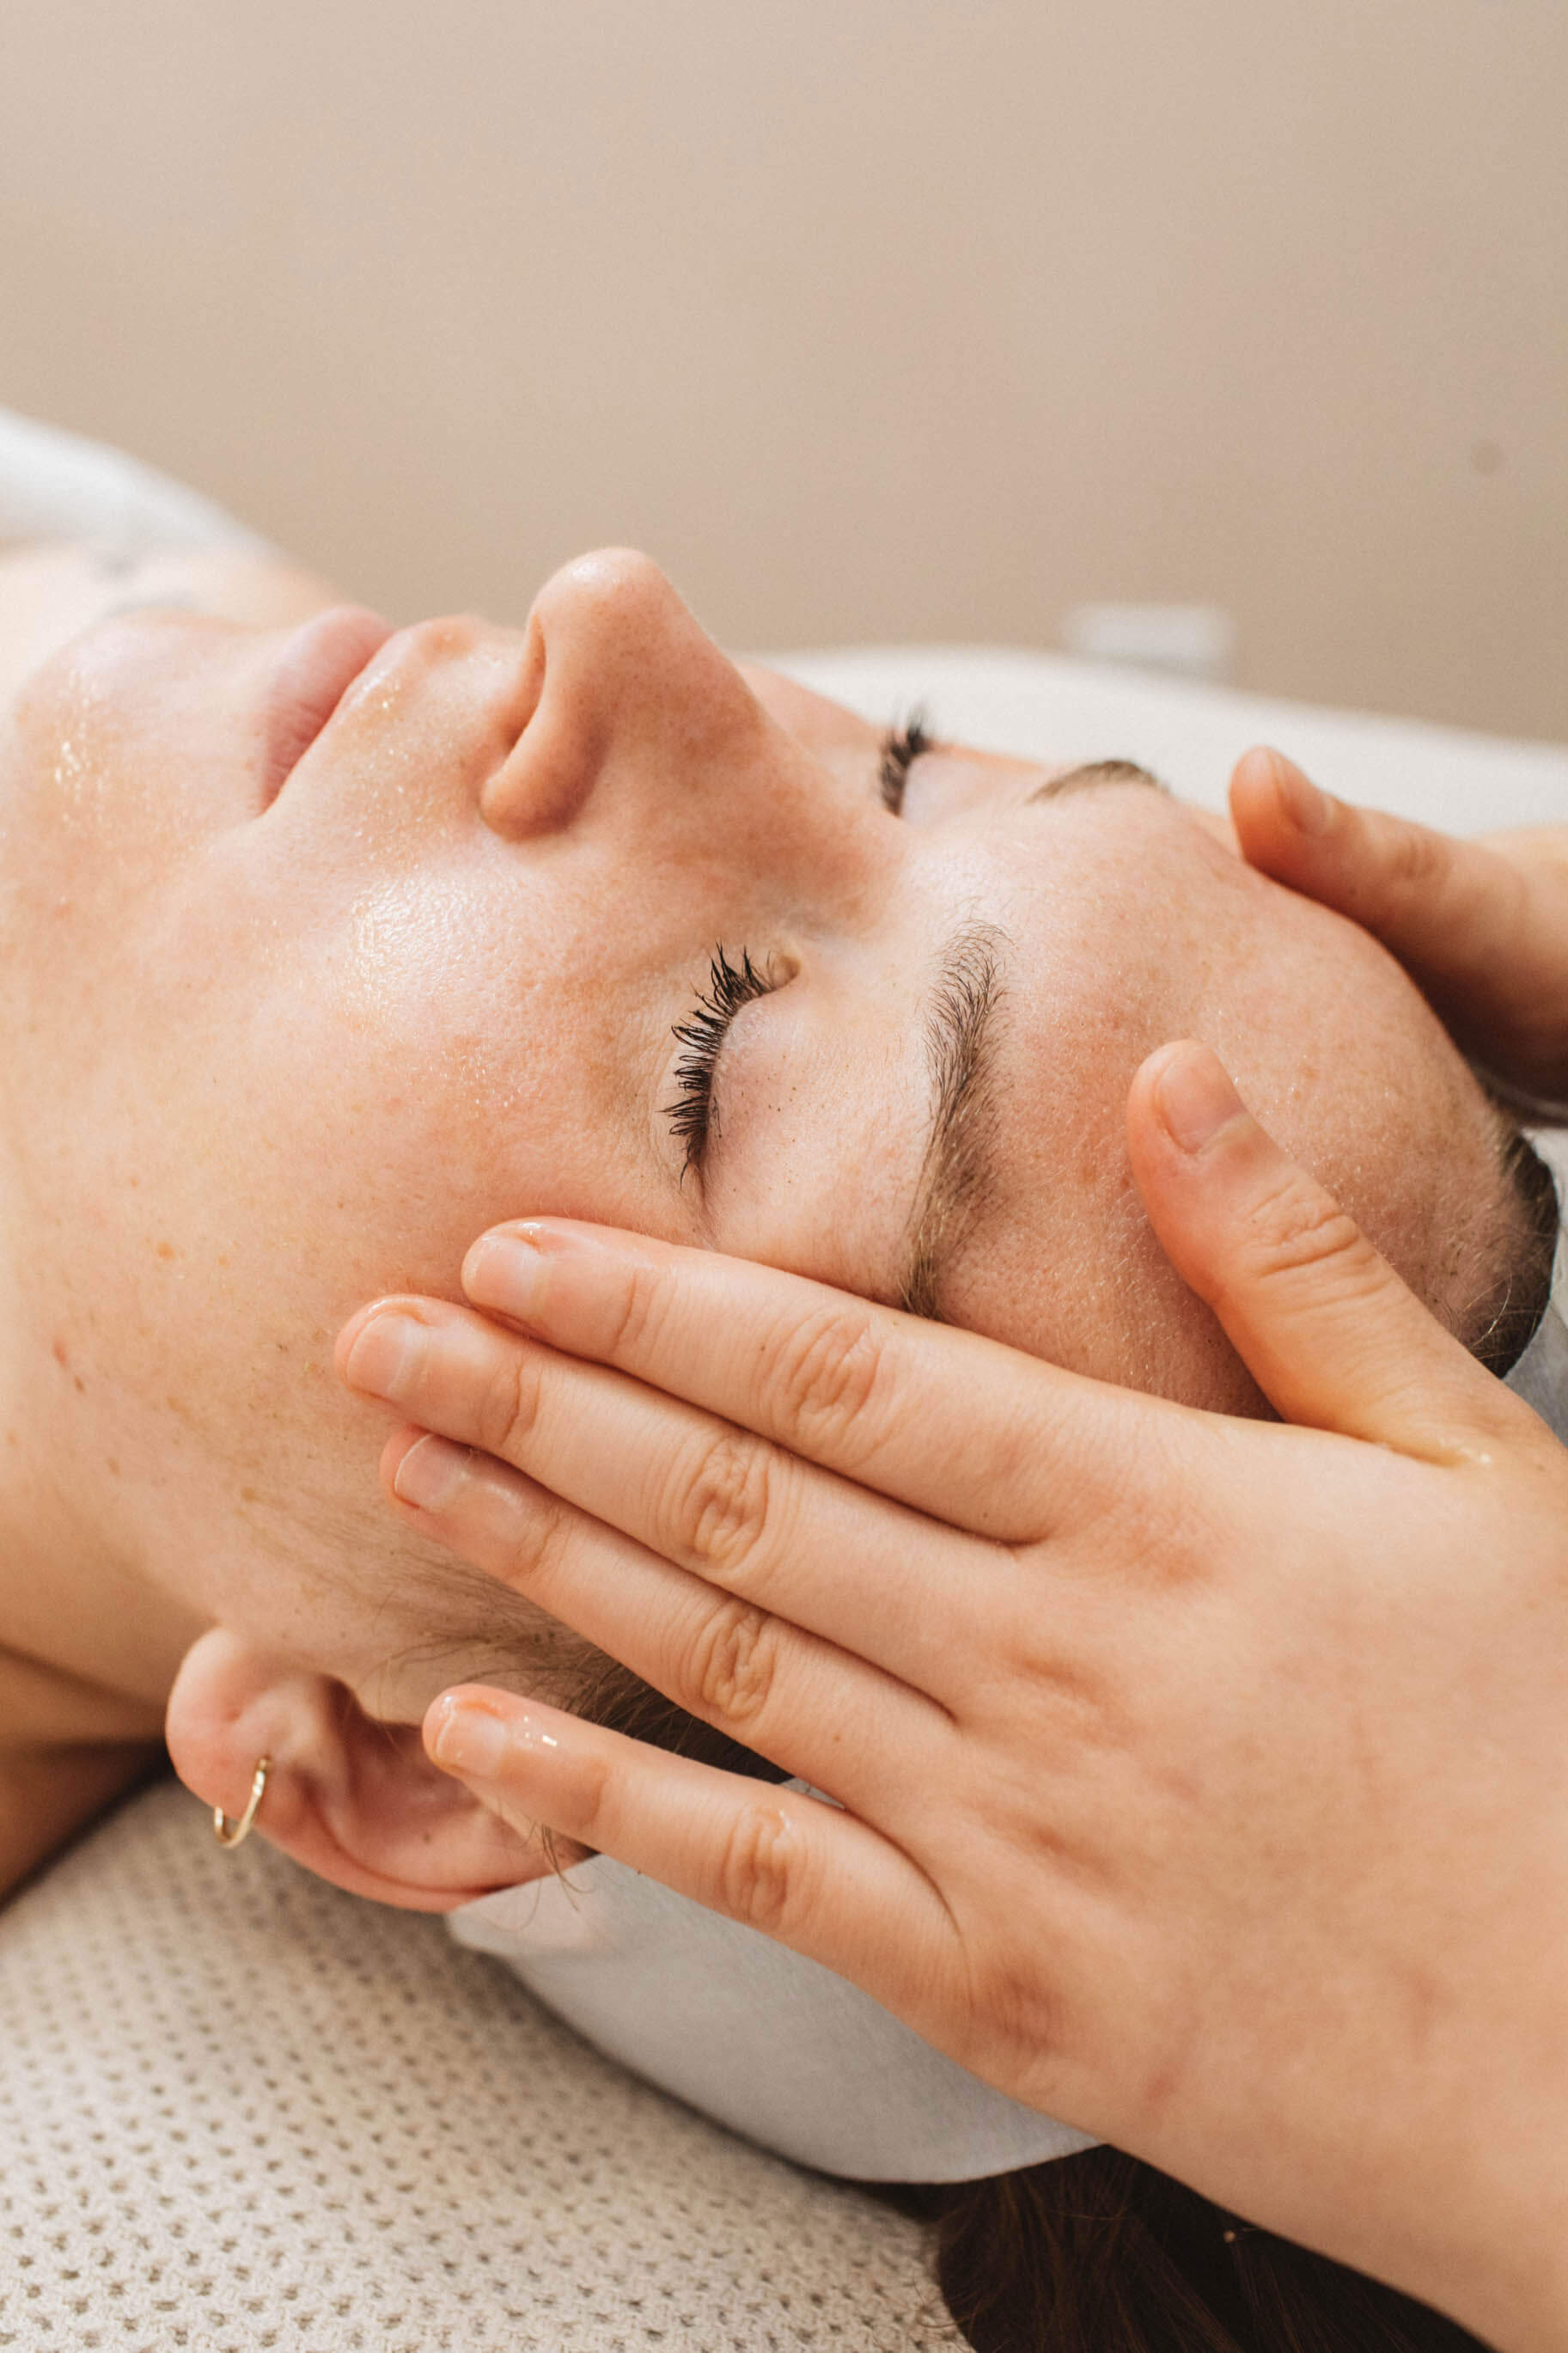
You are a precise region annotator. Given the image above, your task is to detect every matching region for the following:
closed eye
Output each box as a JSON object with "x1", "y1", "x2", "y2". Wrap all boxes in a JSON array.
[
  {"x1": 662, "y1": 946, "x2": 774, "y2": 1176},
  {"x1": 878, "y1": 712, "x2": 934, "y2": 815}
]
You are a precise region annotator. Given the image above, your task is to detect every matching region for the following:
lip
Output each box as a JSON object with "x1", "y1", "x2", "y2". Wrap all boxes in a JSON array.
[{"x1": 260, "y1": 605, "x2": 395, "y2": 809}]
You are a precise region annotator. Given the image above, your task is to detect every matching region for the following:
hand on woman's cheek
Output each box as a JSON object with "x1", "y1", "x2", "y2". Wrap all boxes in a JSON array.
[{"x1": 338, "y1": 1045, "x2": 1568, "y2": 2353}]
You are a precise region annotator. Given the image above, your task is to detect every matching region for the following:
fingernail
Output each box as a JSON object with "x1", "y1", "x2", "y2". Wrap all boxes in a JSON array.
[
  {"x1": 1273, "y1": 755, "x2": 1335, "y2": 838},
  {"x1": 392, "y1": 1433, "x2": 473, "y2": 1513},
  {"x1": 430, "y1": 1697, "x2": 509, "y2": 1780},
  {"x1": 344, "y1": 1310, "x2": 426, "y2": 1401},
  {"x1": 1153, "y1": 1044, "x2": 1246, "y2": 1153},
  {"x1": 464, "y1": 1228, "x2": 544, "y2": 1318}
]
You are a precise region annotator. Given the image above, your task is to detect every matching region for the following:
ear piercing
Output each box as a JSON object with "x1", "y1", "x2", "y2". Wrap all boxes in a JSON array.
[{"x1": 212, "y1": 1756, "x2": 271, "y2": 1849}]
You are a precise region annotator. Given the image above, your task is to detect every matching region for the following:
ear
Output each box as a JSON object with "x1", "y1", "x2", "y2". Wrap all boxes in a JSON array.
[{"x1": 166, "y1": 1628, "x2": 561, "y2": 1911}]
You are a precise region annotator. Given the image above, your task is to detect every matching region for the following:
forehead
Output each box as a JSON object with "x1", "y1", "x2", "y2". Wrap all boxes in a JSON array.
[{"x1": 896, "y1": 771, "x2": 1498, "y2": 1410}]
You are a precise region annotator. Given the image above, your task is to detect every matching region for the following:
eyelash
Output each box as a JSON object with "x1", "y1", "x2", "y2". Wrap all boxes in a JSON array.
[
  {"x1": 879, "y1": 710, "x2": 931, "y2": 814},
  {"x1": 663, "y1": 946, "x2": 773, "y2": 1173},
  {"x1": 663, "y1": 718, "x2": 932, "y2": 1172}
]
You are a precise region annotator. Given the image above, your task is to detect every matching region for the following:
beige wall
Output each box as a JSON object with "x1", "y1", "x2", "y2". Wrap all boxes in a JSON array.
[{"x1": 2, "y1": 0, "x2": 1565, "y2": 738}]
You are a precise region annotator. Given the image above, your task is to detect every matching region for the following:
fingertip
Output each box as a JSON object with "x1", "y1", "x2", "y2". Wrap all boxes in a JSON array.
[
  {"x1": 379, "y1": 1421, "x2": 431, "y2": 1495},
  {"x1": 422, "y1": 1688, "x2": 462, "y2": 1767},
  {"x1": 1228, "y1": 741, "x2": 1283, "y2": 806},
  {"x1": 1230, "y1": 745, "x2": 1337, "y2": 854},
  {"x1": 462, "y1": 1225, "x2": 546, "y2": 1318},
  {"x1": 424, "y1": 1689, "x2": 513, "y2": 1780},
  {"x1": 333, "y1": 1299, "x2": 379, "y2": 1381},
  {"x1": 337, "y1": 1295, "x2": 432, "y2": 1390},
  {"x1": 1139, "y1": 1041, "x2": 1253, "y2": 1158}
]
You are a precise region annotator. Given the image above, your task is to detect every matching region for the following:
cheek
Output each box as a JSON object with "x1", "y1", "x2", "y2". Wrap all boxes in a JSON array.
[
  {"x1": 4, "y1": 877, "x2": 516, "y2": 1486},
  {"x1": 11, "y1": 839, "x2": 690, "y2": 1495}
]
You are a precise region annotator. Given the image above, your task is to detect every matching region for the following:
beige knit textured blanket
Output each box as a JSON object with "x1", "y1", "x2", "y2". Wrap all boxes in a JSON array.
[{"x1": 0, "y1": 1782, "x2": 949, "y2": 2352}]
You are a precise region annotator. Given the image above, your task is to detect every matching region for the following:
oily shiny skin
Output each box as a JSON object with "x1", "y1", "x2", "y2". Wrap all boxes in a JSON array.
[{"x1": 0, "y1": 549, "x2": 1505, "y2": 1721}]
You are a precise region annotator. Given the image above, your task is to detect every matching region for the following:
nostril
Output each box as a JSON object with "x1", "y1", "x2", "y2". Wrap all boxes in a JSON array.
[
  {"x1": 481, "y1": 547, "x2": 765, "y2": 840},
  {"x1": 479, "y1": 683, "x2": 595, "y2": 839}
]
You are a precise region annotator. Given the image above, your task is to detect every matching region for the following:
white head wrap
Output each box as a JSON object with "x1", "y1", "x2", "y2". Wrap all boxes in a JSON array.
[
  {"x1": 1503, "y1": 1296, "x2": 1568, "y2": 1446},
  {"x1": 450, "y1": 1829, "x2": 1092, "y2": 2181}
]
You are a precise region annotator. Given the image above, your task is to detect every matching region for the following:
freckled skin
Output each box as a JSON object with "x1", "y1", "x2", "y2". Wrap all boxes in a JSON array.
[{"x1": 0, "y1": 544, "x2": 1508, "y2": 1751}]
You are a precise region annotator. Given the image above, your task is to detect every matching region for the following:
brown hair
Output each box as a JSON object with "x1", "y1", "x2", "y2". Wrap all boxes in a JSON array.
[
  {"x1": 1468, "y1": 1118, "x2": 1561, "y2": 1377},
  {"x1": 560, "y1": 1127, "x2": 1558, "y2": 2353},
  {"x1": 890, "y1": 2152, "x2": 1485, "y2": 2352}
]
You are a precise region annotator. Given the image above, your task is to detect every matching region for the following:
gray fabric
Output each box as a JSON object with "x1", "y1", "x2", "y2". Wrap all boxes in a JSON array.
[
  {"x1": 0, "y1": 1781, "x2": 949, "y2": 2352},
  {"x1": 454, "y1": 1846, "x2": 1094, "y2": 2183},
  {"x1": 1505, "y1": 1299, "x2": 1568, "y2": 1446}
]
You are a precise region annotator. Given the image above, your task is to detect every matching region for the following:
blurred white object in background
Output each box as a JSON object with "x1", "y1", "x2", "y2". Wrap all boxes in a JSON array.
[
  {"x1": 0, "y1": 407, "x2": 265, "y2": 556},
  {"x1": 1060, "y1": 602, "x2": 1237, "y2": 685}
]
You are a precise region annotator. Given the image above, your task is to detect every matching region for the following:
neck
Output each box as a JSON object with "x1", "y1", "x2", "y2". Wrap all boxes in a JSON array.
[
  {"x1": 0, "y1": 1650, "x2": 163, "y2": 1900},
  {"x1": 0, "y1": 1267, "x2": 194, "y2": 1907},
  {"x1": 0, "y1": 1439, "x2": 198, "y2": 1899}
]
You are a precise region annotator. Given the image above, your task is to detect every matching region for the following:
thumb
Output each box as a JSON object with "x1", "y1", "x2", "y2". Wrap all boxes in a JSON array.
[
  {"x1": 1126, "y1": 1041, "x2": 1513, "y2": 1458},
  {"x1": 1229, "y1": 745, "x2": 1568, "y2": 1104}
]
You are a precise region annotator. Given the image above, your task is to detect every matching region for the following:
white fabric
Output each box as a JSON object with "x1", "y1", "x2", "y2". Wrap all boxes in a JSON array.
[
  {"x1": 0, "y1": 1782, "x2": 943, "y2": 2351},
  {"x1": 453, "y1": 1831, "x2": 1093, "y2": 2184},
  {"x1": 1507, "y1": 1298, "x2": 1568, "y2": 1446},
  {"x1": 770, "y1": 643, "x2": 1568, "y2": 834},
  {"x1": 0, "y1": 406, "x2": 266, "y2": 556}
]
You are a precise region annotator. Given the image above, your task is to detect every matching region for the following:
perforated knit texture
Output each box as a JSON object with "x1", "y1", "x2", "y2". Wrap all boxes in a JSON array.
[{"x1": 0, "y1": 1782, "x2": 949, "y2": 2352}]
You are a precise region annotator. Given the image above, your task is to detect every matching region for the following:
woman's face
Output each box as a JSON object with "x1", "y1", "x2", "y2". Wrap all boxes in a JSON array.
[{"x1": 0, "y1": 550, "x2": 1502, "y2": 1709}]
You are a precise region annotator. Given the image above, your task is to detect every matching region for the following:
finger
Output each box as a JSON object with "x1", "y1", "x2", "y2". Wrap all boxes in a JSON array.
[
  {"x1": 424, "y1": 1684, "x2": 957, "y2": 2027},
  {"x1": 1230, "y1": 746, "x2": 1568, "y2": 1101},
  {"x1": 1126, "y1": 1041, "x2": 1520, "y2": 1457},
  {"x1": 453, "y1": 1222, "x2": 1135, "y2": 1537},
  {"x1": 340, "y1": 1296, "x2": 997, "y2": 1688},
  {"x1": 380, "y1": 1422, "x2": 949, "y2": 1803}
]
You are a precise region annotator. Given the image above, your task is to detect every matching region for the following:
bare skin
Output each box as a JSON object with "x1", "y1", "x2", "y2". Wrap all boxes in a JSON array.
[
  {"x1": 328, "y1": 781, "x2": 1568, "y2": 2349},
  {"x1": 0, "y1": 539, "x2": 1518, "y2": 1914},
  {"x1": 0, "y1": 539, "x2": 340, "y2": 1892},
  {"x1": 333, "y1": 1030, "x2": 1567, "y2": 2351},
  {"x1": 1229, "y1": 744, "x2": 1568, "y2": 1109},
  {"x1": 0, "y1": 514, "x2": 1559, "y2": 2341}
]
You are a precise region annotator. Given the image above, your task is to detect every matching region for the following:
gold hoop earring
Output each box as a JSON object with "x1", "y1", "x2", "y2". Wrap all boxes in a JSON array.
[{"x1": 213, "y1": 1757, "x2": 271, "y2": 1849}]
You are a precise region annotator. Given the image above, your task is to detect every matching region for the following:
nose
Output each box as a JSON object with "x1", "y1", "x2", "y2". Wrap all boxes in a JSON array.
[{"x1": 479, "y1": 549, "x2": 768, "y2": 840}]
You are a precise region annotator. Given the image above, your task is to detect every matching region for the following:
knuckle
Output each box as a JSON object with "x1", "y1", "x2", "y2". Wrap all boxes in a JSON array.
[
  {"x1": 1243, "y1": 1172, "x2": 1387, "y2": 1306},
  {"x1": 1372, "y1": 818, "x2": 1457, "y2": 908},
  {"x1": 475, "y1": 1345, "x2": 548, "y2": 1462},
  {"x1": 1381, "y1": 818, "x2": 1449, "y2": 901},
  {"x1": 564, "y1": 1745, "x2": 616, "y2": 1852},
  {"x1": 665, "y1": 1427, "x2": 773, "y2": 1574},
  {"x1": 973, "y1": 1953, "x2": 1068, "y2": 2074},
  {"x1": 504, "y1": 1488, "x2": 578, "y2": 1599},
  {"x1": 715, "y1": 1798, "x2": 800, "y2": 1933},
  {"x1": 685, "y1": 1598, "x2": 779, "y2": 1727},
  {"x1": 769, "y1": 1303, "x2": 887, "y2": 1458},
  {"x1": 596, "y1": 1259, "x2": 668, "y2": 1365}
]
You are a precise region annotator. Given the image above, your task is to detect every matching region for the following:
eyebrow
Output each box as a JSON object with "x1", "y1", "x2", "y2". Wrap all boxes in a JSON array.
[
  {"x1": 894, "y1": 761, "x2": 1166, "y2": 1321},
  {"x1": 1026, "y1": 756, "x2": 1167, "y2": 805},
  {"x1": 898, "y1": 921, "x2": 1010, "y2": 1322}
]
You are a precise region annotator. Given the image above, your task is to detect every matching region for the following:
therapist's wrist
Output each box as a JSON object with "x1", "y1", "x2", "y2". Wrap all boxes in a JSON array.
[{"x1": 1403, "y1": 2013, "x2": 1568, "y2": 2352}]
